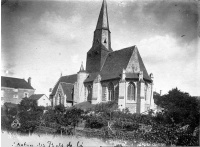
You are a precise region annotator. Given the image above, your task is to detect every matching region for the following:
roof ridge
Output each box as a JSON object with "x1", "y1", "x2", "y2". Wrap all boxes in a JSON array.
[
  {"x1": 1, "y1": 76, "x2": 24, "y2": 80},
  {"x1": 60, "y1": 82, "x2": 74, "y2": 85},
  {"x1": 110, "y1": 45, "x2": 136, "y2": 54},
  {"x1": 61, "y1": 73, "x2": 77, "y2": 77},
  {"x1": 1, "y1": 76, "x2": 34, "y2": 90}
]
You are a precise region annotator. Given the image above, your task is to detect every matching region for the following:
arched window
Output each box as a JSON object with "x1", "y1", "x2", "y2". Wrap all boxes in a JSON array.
[
  {"x1": 108, "y1": 82, "x2": 114, "y2": 101},
  {"x1": 58, "y1": 93, "x2": 62, "y2": 105},
  {"x1": 127, "y1": 82, "x2": 136, "y2": 101},
  {"x1": 87, "y1": 85, "x2": 92, "y2": 103},
  {"x1": 145, "y1": 83, "x2": 148, "y2": 101}
]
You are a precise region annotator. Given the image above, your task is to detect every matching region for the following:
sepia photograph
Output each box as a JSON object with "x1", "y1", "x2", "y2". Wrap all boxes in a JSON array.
[{"x1": 1, "y1": 0, "x2": 199, "y2": 146}]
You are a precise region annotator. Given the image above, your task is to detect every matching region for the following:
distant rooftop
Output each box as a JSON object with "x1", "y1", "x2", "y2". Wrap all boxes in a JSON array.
[
  {"x1": 29, "y1": 94, "x2": 45, "y2": 100},
  {"x1": 1, "y1": 76, "x2": 34, "y2": 90}
]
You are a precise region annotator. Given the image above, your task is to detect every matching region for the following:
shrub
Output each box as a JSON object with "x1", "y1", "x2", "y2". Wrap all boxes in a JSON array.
[
  {"x1": 63, "y1": 107, "x2": 84, "y2": 126},
  {"x1": 85, "y1": 115, "x2": 107, "y2": 129}
]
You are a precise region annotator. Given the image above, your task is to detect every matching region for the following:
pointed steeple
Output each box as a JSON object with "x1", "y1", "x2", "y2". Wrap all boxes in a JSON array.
[
  {"x1": 79, "y1": 62, "x2": 84, "y2": 72},
  {"x1": 96, "y1": 0, "x2": 109, "y2": 30},
  {"x1": 92, "y1": 0, "x2": 111, "y2": 51},
  {"x1": 86, "y1": 0, "x2": 112, "y2": 73}
]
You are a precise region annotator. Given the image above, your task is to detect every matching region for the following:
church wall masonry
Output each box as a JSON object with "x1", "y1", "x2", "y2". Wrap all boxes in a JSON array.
[{"x1": 126, "y1": 47, "x2": 140, "y2": 73}]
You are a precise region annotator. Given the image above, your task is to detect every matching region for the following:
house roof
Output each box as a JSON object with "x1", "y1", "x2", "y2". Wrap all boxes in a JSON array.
[
  {"x1": 51, "y1": 74, "x2": 77, "y2": 96},
  {"x1": 4, "y1": 102, "x2": 18, "y2": 108},
  {"x1": 1, "y1": 76, "x2": 34, "y2": 90},
  {"x1": 29, "y1": 94, "x2": 45, "y2": 101},
  {"x1": 60, "y1": 82, "x2": 74, "y2": 101}
]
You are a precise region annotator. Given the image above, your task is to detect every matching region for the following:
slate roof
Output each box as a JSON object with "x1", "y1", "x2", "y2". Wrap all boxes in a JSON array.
[
  {"x1": 51, "y1": 74, "x2": 77, "y2": 96},
  {"x1": 100, "y1": 46, "x2": 134, "y2": 81},
  {"x1": 1, "y1": 76, "x2": 34, "y2": 90},
  {"x1": 84, "y1": 72, "x2": 98, "y2": 83},
  {"x1": 96, "y1": 0, "x2": 109, "y2": 30},
  {"x1": 60, "y1": 82, "x2": 74, "y2": 101},
  {"x1": 29, "y1": 94, "x2": 45, "y2": 101},
  {"x1": 84, "y1": 45, "x2": 151, "y2": 82}
]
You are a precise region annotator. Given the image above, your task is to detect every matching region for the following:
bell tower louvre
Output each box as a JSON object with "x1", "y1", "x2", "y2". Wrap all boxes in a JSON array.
[{"x1": 86, "y1": 0, "x2": 112, "y2": 73}]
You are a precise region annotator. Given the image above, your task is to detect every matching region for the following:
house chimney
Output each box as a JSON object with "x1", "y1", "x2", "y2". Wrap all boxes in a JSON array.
[
  {"x1": 160, "y1": 90, "x2": 162, "y2": 96},
  {"x1": 28, "y1": 77, "x2": 31, "y2": 86}
]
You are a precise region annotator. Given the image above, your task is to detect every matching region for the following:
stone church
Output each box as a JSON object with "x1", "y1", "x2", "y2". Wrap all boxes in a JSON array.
[{"x1": 50, "y1": 0, "x2": 155, "y2": 113}]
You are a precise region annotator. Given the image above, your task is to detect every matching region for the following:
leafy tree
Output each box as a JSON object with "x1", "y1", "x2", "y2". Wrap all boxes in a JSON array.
[
  {"x1": 92, "y1": 101, "x2": 118, "y2": 113},
  {"x1": 63, "y1": 107, "x2": 84, "y2": 127},
  {"x1": 17, "y1": 98, "x2": 45, "y2": 133},
  {"x1": 1, "y1": 105, "x2": 16, "y2": 131},
  {"x1": 19, "y1": 98, "x2": 37, "y2": 111},
  {"x1": 153, "y1": 91, "x2": 161, "y2": 105},
  {"x1": 155, "y1": 88, "x2": 200, "y2": 130},
  {"x1": 43, "y1": 109, "x2": 57, "y2": 123},
  {"x1": 54, "y1": 104, "x2": 66, "y2": 114}
]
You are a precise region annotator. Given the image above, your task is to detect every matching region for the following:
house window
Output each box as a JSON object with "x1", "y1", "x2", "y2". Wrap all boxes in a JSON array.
[
  {"x1": 127, "y1": 82, "x2": 136, "y2": 101},
  {"x1": 108, "y1": 82, "x2": 114, "y2": 101},
  {"x1": 1, "y1": 90, "x2": 4, "y2": 98},
  {"x1": 13, "y1": 95, "x2": 18, "y2": 99},
  {"x1": 24, "y1": 92, "x2": 29, "y2": 98}
]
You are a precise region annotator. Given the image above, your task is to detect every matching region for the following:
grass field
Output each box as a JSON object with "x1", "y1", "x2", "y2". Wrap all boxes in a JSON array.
[
  {"x1": 1, "y1": 131, "x2": 111, "y2": 147},
  {"x1": 1, "y1": 131, "x2": 165, "y2": 147}
]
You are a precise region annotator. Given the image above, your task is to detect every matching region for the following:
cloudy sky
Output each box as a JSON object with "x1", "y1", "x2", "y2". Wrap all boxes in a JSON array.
[{"x1": 1, "y1": 0, "x2": 199, "y2": 96}]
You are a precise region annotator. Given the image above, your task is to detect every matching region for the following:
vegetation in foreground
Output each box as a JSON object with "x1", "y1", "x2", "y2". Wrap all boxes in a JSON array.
[{"x1": 1, "y1": 88, "x2": 200, "y2": 146}]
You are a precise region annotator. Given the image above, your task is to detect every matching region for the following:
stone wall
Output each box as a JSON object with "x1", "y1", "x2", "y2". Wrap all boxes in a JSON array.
[
  {"x1": 73, "y1": 82, "x2": 79, "y2": 104},
  {"x1": 77, "y1": 72, "x2": 89, "y2": 103},
  {"x1": 37, "y1": 95, "x2": 51, "y2": 107},
  {"x1": 101, "y1": 79, "x2": 119, "y2": 102},
  {"x1": 126, "y1": 103, "x2": 137, "y2": 113},
  {"x1": 1, "y1": 87, "x2": 35, "y2": 104}
]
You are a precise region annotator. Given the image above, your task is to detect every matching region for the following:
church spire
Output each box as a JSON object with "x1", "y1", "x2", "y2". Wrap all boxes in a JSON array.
[
  {"x1": 92, "y1": 0, "x2": 111, "y2": 51},
  {"x1": 86, "y1": 0, "x2": 112, "y2": 73},
  {"x1": 96, "y1": 0, "x2": 109, "y2": 30}
]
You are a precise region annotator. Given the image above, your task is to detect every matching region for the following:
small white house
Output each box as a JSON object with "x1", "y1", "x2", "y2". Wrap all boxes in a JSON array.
[{"x1": 29, "y1": 94, "x2": 51, "y2": 107}]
